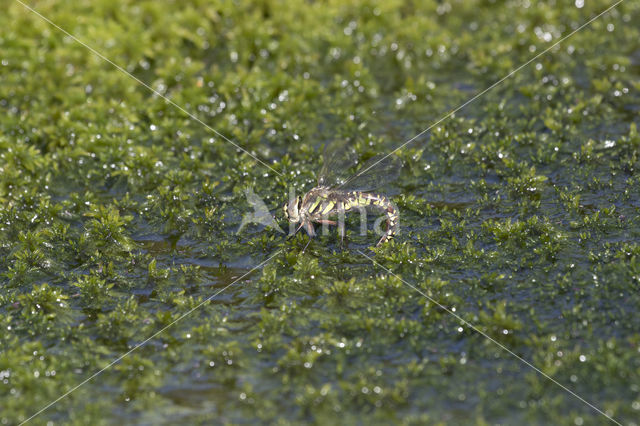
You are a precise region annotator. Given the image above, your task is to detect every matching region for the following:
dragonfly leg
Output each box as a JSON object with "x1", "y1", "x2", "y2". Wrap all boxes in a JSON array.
[
  {"x1": 304, "y1": 221, "x2": 316, "y2": 237},
  {"x1": 286, "y1": 222, "x2": 305, "y2": 241},
  {"x1": 315, "y1": 218, "x2": 336, "y2": 243},
  {"x1": 302, "y1": 221, "x2": 315, "y2": 252},
  {"x1": 303, "y1": 236, "x2": 313, "y2": 252}
]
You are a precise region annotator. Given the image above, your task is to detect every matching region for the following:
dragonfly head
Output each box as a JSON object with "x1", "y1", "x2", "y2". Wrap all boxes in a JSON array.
[{"x1": 283, "y1": 195, "x2": 303, "y2": 223}]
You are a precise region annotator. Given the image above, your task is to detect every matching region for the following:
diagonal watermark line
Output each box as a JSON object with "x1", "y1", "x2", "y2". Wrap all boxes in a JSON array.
[
  {"x1": 357, "y1": 249, "x2": 621, "y2": 425},
  {"x1": 19, "y1": 249, "x2": 283, "y2": 425},
  {"x1": 12, "y1": 3, "x2": 287, "y2": 424},
  {"x1": 15, "y1": 0, "x2": 283, "y2": 177},
  {"x1": 350, "y1": 0, "x2": 625, "y2": 182}
]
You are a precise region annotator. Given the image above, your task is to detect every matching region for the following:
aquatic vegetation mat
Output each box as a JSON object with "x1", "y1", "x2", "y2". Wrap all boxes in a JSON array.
[{"x1": 1, "y1": 0, "x2": 639, "y2": 424}]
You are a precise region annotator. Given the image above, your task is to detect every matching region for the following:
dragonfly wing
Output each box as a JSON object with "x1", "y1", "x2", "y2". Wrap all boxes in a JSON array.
[
  {"x1": 338, "y1": 153, "x2": 402, "y2": 191},
  {"x1": 317, "y1": 140, "x2": 358, "y2": 187}
]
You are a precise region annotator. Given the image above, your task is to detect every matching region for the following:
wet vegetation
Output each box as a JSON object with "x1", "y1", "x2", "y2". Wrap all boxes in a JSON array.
[{"x1": 1, "y1": 0, "x2": 639, "y2": 424}]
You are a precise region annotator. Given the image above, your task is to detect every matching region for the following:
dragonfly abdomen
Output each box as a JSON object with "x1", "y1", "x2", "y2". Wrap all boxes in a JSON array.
[
  {"x1": 347, "y1": 192, "x2": 398, "y2": 245},
  {"x1": 308, "y1": 191, "x2": 398, "y2": 246}
]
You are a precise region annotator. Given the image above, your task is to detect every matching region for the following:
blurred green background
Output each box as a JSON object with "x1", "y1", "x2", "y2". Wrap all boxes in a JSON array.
[{"x1": 1, "y1": 0, "x2": 639, "y2": 424}]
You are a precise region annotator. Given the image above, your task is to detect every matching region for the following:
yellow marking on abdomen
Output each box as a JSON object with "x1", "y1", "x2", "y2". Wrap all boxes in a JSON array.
[
  {"x1": 307, "y1": 197, "x2": 322, "y2": 214},
  {"x1": 321, "y1": 201, "x2": 335, "y2": 215}
]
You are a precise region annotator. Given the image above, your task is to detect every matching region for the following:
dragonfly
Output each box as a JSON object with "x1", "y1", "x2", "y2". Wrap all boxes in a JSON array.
[{"x1": 283, "y1": 140, "x2": 402, "y2": 249}]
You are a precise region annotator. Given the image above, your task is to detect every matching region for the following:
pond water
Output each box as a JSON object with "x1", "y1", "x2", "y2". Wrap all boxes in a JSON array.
[{"x1": 1, "y1": 1, "x2": 639, "y2": 424}]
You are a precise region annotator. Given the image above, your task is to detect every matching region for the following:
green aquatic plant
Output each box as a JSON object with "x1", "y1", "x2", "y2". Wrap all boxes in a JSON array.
[{"x1": 1, "y1": 0, "x2": 640, "y2": 424}]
